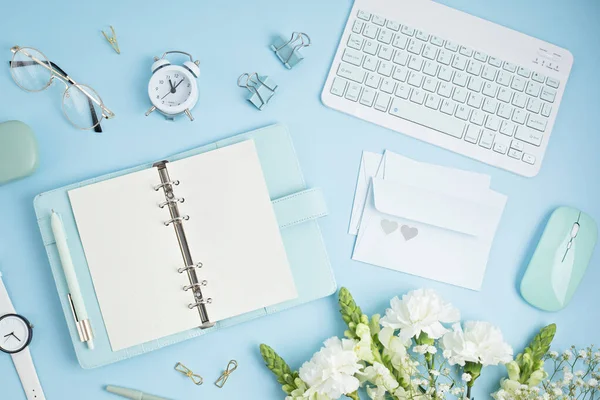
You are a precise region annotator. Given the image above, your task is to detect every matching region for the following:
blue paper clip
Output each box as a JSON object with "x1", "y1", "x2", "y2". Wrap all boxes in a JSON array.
[
  {"x1": 270, "y1": 32, "x2": 311, "y2": 69},
  {"x1": 237, "y1": 73, "x2": 278, "y2": 110}
]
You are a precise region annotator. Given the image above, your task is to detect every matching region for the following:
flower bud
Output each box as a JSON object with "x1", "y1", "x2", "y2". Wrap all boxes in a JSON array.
[
  {"x1": 527, "y1": 369, "x2": 548, "y2": 387},
  {"x1": 506, "y1": 361, "x2": 521, "y2": 381}
]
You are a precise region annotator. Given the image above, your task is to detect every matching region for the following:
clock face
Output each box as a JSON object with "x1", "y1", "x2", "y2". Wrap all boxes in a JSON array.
[
  {"x1": 149, "y1": 66, "x2": 197, "y2": 114},
  {"x1": 0, "y1": 314, "x2": 32, "y2": 354}
]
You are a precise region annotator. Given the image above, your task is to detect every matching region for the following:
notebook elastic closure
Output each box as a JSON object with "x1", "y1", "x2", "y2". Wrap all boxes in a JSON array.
[{"x1": 272, "y1": 188, "x2": 328, "y2": 229}]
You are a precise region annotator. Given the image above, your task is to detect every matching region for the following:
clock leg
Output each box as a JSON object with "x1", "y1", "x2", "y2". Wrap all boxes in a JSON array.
[
  {"x1": 184, "y1": 109, "x2": 194, "y2": 121},
  {"x1": 145, "y1": 106, "x2": 156, "y2": 116}
]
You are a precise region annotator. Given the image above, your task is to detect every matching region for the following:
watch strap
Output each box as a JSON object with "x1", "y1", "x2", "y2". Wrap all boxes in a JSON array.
[
  {"x1": 0, "y1": 273, "x2": 16, "y2": 315},
  {"x1": 13, "y1": 348, "x2": 46, "y2": 400}
]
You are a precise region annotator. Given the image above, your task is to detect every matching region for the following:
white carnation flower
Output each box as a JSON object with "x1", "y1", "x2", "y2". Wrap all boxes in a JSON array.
[
  {"x1": 380, "y1": 289, "x2": 460, "y2": 342},
  {"x1": 299, "y1": 337, "x2": 363, "y2": 399},
  {"x1": 441, "y1": 321, "x2": 513, "y2": 367}
]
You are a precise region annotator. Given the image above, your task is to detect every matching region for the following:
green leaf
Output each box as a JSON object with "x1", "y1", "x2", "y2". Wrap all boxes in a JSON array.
[
  {"x1": 339, "y1": 287, "x2": 363, "y2": 338},
  {"x1": 346, "y1": 390, "x2": 360, "y2": 400},
  {"x1": 259, "y1": 344, "x2": 301, "y2": 394}
]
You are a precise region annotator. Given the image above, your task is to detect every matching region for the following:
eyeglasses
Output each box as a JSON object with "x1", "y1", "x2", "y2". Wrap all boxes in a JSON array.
[{"x1": 9, "y1": 46, "x2": 115, "y2": 132}]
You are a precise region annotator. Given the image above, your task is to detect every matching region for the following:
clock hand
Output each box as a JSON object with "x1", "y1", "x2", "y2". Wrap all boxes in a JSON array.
[
  {"x1": 174, "y1": 78, "x2": 185, "y2": 89},
  {"x1": 161, "y1": 91, "x2": 172, "y2": 100},
  {"x1": 169, "y1": 79, "x2": 176, "y2": 93},
  {"x1": 3, "y1": 332, "x2": 12, "y2": 338},
  {"x1": 11, "y1": 333, "x2": 21, "y2": 342}
]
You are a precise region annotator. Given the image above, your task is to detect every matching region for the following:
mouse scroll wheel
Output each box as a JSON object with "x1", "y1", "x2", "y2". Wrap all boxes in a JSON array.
[{"x1": 570, "y1": 222, "x2": 580, "y2": 238}]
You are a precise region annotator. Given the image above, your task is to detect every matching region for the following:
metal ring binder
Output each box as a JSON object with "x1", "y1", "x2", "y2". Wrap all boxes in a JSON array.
[
  {"x1": 177, "y1": 262, "x2": 203, "y2": 274},
  {"x1": 153, "y1": 160, "x2": 215, "y2": 329},
  {"x1": 159, "y1": 197, "x2": 185, "y2": 208},
  {"x1": 153, "y1": 180, "x2": 180, "y2": 191},
  {"x1": 164, "y1": 215, "x2": 189, "y2": 226},
  {"x1": 183, "y1": 280, "x2": 207, "y2": 291}
]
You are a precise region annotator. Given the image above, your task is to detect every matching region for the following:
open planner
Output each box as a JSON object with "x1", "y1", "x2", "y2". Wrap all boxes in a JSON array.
[{"x1": 34, "y1": 124, "x2": 335, "y2": 368}]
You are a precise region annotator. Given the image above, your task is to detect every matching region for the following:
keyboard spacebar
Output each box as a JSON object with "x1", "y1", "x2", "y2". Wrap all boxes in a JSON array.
[{"x1": 389, "y1": 98, "x2": 465, "y2": 139}]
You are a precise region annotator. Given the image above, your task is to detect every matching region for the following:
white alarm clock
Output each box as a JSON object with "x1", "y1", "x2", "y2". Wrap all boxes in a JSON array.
[{"x1": 145, "y1": 51, "x2": 200, "y2": 121}]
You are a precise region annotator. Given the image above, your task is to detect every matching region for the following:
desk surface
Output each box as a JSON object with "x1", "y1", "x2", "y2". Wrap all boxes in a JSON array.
[{"x1": 1, "y1": 0, "x2": 598, "y2": 399}]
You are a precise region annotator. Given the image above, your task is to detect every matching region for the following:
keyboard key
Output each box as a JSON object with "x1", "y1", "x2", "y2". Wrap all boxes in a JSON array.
[
  {"x1": 510, "y1": 76, "x2": 526, "y2": 91},
  {"x1": 423, "y1": 77, "x2": 437, "y2": 92},
  {"x1": 488, "y1": 56, "x2": 502, "y2": 67},
  {"x1": 525, "y1": 81, "x2": 541, "y2": 97},
  {"x1": 408, "y1": 55, "x2": 424, "y2": 71},
  {"x1": 348, "y1": 34, "x2": 364, "y2": 50},
  {"x1": 381, "y1": 77, "x2": 396, "y2": 94},
  {"x1": 517, "y1": 67, "x2": 531, "y2": 78},
  {"x1": 474, "y1": 51, "x2": 488, "y2": 62},
  {"x1": 467, "y1": 92, "x2": 483, "y2": 108},
  {"x1": 437, "y1": 49, "x2": 453, "y2": 65},
  {"x1": 364, "y1": 39, "x2": 379, "y2": 55},
  {"x1": 508, "y1": 148, "x2": 522, "y2": 159},
  {"x1": 393, "y1": 66, "x2": 409, "y2": 81},
  {"x1": 497, "y1": 87, "x2": 512, "y2": 103},
  {"x1": 540, "y1": 87, "x2": 556, "y2": 102},
  {"x1": 401, "y1": 25, "x2": 415, "y2": 36},
  {"x1": 425, "y1": 93, "x2": 441, "y2": 109},
  {"x1": 337, "y1": 63, "x2": 366, "y2": 83},
  {"x1": 482, "y1": 97, "x2": 498, "y2": 113},
  {"x1": 512, "y1": 109, "x2": 527, "y2": 124},
  {"x1": 511, "y1": 140, "x2": 524, "y2": 151},
  {"x1": 459, "y1": 46, "x2": 473, "y2": 57},
  {"x1": 467, "y1": 60, "x2": 483, "y2": 76},
  {"x1": 438, "y1": 82, "x2": 453, "y2": 97},
  {"x1": 467, "y1": 76, "x2": 484, "y2": 92},
  {"x1": 464, "y1": 125, "x2": 481, "y2": 143},
  {"x1": 496, "y1": 70, "x2": 512, "y2": 86},
  {"x1": 372, "y1": 15, "x2": 386, "y2": 26},
  {"x1": 430, "y1": 36, "x2": 444, "y2": 47},
  {"x1": 330, "y1": 77, "x2": 347, "y2": 96},
  {"x1": 395, "y1": 83, "x2": 411, "y2": 99},
  {"x1": 408, "y1": 71, "x2": 424, "y2": 87},
  {"x1": 386, "y1": 20, "x2": 401, "y2": 31},
  {"x1": 378, "y1": 45, "x2": 393, "y2": 61},
  {"x1": 345, "y1": 82, "x2": 362, "y2": 101},
  {"x1": 378, "y1": 29, "x2": 393, "y2": 44},
  {"x1": 455, "y1": 104, "x2": 471, "y2": 120},
  {"x1": 389, "y1": 97, "x2": 465, "y2": 138},
  {"x1": 357, "y1": 10, "x2": 371, "y2": 21},
  {"x1": 546, "y1": 77, "x2": 560, "y2": 88},
  {"x1": 410, "y1": 88, "x2": 426, "y2": 104},
  {"x1": 440, "y1": 99, "x2": 457, "y2": 115},
  {"x1": 503, "y1": 62, "x2": 517, "y2": 72},
  {"x1": 438, "y1": 66, "x2": 453, "y2": 81},
  {"x1": 526, "y1": 114, "x2": 547, "y2": 131},
  {"x1": 512, "y1": 93, "x2": 527, "y2": 108},
  {"x1": 453, "y1": 71, "x2": 468, "y2": 86},
  {"x1": 482, "y1": 65, "x2": 498, "y2": 81},
  {"x1": 541, "y1": 102, "x2": 552, "y2": 117},
  {"x1": 479, "y1": 130, "x2": 495, "y2": 149},
  {"x1": 407, "y1": 39, "x2": 424, "y2": 54},
  {"x1": 452, "y1": 87, "x2": 468, "y2": 103},
  {"x1": 343, "y1": 48, "x2": 364, "y2": 66},
  {"x1": 493, "y1": 142, "x2": 507, "y2": 154},
  {"x1": 485, "y1": 114, "x2": 501, "y2": 131},
  {"x1": 422, "y1": 44, "x2": 438, "y2": 60},
  {"x1": 470, "y1": 109, "x2": 485, "y2": 125},
  {"x1": 445, "y1": 40, "x2": 459, "y2": 52},
  {"x1": 423, "y1": 61, "x2": 438, "y2": 76},
  {"x1": 527, "y1": 97, "x2": 542, "y2": 114},
  {"x1": 392, "y1": 34, "x2": 409, "y2": 49},
  {"x1": 482, "y1": 81, "x2": 498, "y2": 97},
  {"x1": 360, "y1": 87, "x2": 376, "y2": 106},
  {"x1": 532, "y1": 71, "x2": 545, "y2": 83},
  {"x1": 500, "y1": 120, "x2": 515, "y2": 136},
  {"x1": 375, "y1": 93, "x2": 391, "y2": 111},
  {"x1": 352, "y1": 20, "x2": 365, "y2": 34},
  {"x1": 522, "y1": 153, "x2": 536, "y2": 164},
  {"x1": 451, "y1": 54, "x2": 467, "y2": 70},
  {"x1": 366, "y1": 73, "x2": 381, "y2": 88},
  {"x1": 393, "y1": 51, "x2": 409, "y2": 65},
  {"x1": 378, "y1": 60, "x2": 394, "y2": 76},
  {"x1": 497, "y1": 103, "x2": 513, "y2": 119},
  {"x1": 363, "y1": 24, "x2": 379, "y2": 39},
  {"x1": 415, "y1": 30, "x2": 430, "y2": 41},
  {"x1": 363, "y1": 55, "x2": 378, "y2": 71}
]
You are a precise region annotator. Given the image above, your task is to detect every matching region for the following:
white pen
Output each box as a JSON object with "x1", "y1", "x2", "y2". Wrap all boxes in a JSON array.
[{"x1": 51, "y1": 210, "x2": 95, "y2": 350}]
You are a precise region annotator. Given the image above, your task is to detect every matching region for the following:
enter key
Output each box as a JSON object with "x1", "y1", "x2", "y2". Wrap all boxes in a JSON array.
[{"x1": 526, "y1": 114, "x2": 548, "y2": 132}]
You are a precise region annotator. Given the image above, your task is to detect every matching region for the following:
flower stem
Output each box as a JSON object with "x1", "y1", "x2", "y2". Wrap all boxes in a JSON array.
[{"x1": 467, "y1": 385, "x2": 472, "y2": 399}]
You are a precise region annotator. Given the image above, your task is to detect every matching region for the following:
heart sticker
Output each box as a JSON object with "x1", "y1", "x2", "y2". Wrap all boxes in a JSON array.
[
  {"x1": 400, "y1": 225, "x2": 418, "y2": 241},
  {"x1": 380, "y1": 219, "x2": 399, "y2": 235}
]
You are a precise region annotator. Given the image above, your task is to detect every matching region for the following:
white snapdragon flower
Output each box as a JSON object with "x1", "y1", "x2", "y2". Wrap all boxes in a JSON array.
[
  {"x1": 361, "y1": 362, "x2": 400, "y2": 400},
  {"x1": 299, "y1": 337, "x2": 363, "y2": 399},
  {"x1": 380, "y1": 289, "x2": 460, "y2": 342},
  {"x1": 441, "y1": 321, "x2": 513, "y2": 367},
  {"x1": 354, "y1": 323, "x2": 375, "y2": 363}
]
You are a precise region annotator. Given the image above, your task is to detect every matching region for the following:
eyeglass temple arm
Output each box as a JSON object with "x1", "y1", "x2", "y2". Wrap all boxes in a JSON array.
[{"x1": 9, "y1": 61, "x2": 102, "y2": 133}]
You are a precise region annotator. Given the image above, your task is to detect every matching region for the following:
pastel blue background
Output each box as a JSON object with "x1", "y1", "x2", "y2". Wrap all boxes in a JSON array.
[{"x1": 0, "y1": 0, "x2": 598, "y2": 399}]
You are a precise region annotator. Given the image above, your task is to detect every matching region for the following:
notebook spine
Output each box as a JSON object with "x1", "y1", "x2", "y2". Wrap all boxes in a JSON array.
[{"x1": 153, "y1": 161, "x2": 215, "y2": 329}]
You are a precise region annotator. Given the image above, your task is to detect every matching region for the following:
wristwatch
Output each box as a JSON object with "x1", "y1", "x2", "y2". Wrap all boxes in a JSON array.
[{"x1": 0, "y1": 272, "x2": 45, "y2": 400}]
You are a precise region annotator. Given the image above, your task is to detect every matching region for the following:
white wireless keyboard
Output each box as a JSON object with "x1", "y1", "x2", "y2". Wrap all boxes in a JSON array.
[{"x1": 322, "y1": 0, "x2": 573, "y2": 177}]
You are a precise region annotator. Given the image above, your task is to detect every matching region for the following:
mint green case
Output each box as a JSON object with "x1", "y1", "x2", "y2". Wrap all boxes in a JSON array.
[
  {"x1": 33, "y1": 124, "x2": 336, "y2": 368},
  {"x1": 0, "y1": 120, "x2": 38, "y2": 185}
]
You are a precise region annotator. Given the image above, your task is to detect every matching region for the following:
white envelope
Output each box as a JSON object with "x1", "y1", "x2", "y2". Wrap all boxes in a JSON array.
[
  {"x1": 348, "y1": 151, "x2": 491, "y2": 235},
  {"x1": 352, "y1": 177, "x2": 507, "y2": 290}
]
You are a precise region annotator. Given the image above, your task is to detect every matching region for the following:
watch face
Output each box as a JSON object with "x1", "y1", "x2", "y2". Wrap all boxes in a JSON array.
[{"x1": 0, "y1": 314, "x2": 32, "y2": 354}]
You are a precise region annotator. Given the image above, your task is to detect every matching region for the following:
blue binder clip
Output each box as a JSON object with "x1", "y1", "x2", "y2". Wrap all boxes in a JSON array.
[
  {"x1": 270, "y1": 32, "x2": 311, "y2": 69},
  {"x1": 237, "y1": 73, "x2": 278, "y2": 110}
]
